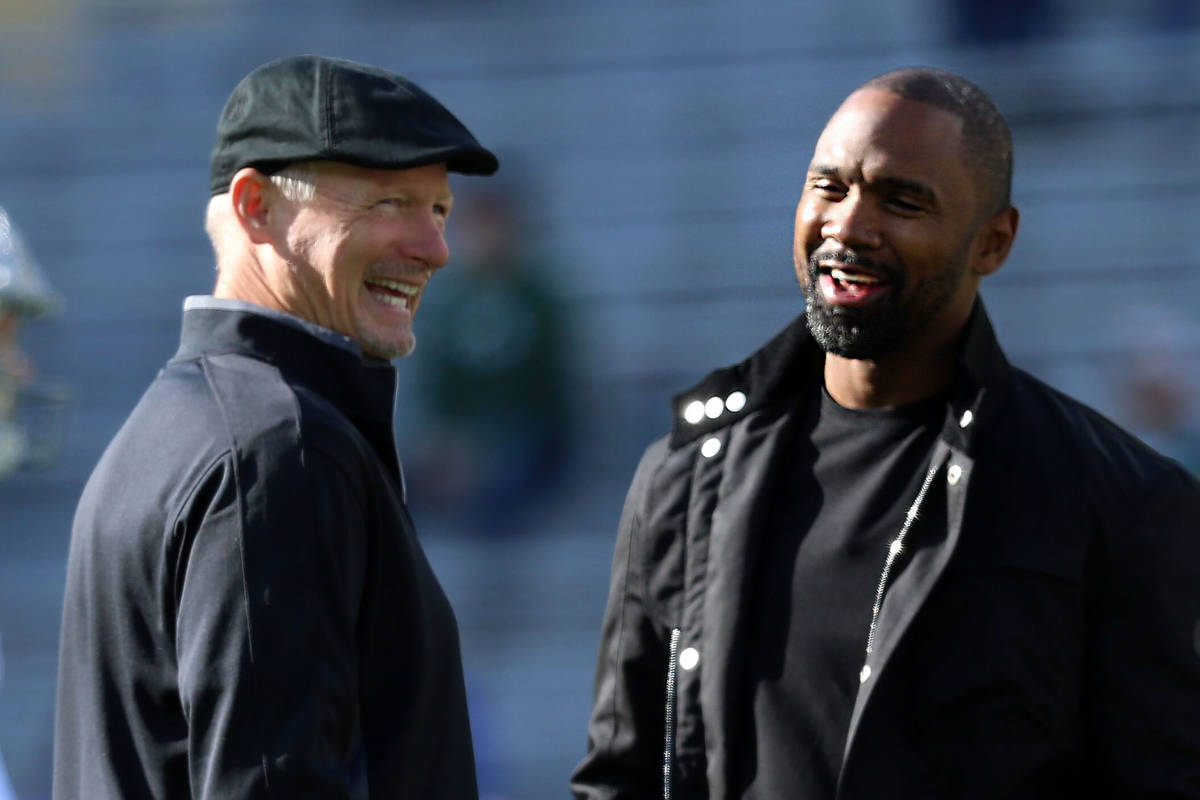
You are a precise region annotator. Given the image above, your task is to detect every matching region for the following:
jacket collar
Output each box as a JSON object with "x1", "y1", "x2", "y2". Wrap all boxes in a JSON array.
[
  {"x1": 183, "y1": 295, "x2": 362, "y2": 355},
  {"x1": 172, "y1": 306, "x2": 402, "y2": 474},
  {"x1": 669, "y1": 298, "x2": 1012, "y2": 453}
]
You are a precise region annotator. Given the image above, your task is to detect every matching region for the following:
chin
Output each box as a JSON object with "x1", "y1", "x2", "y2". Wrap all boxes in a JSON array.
[
  {"x1": 358, "y1": 332, "x2": 416, "y2": 361},
  {"x1": 804, "y1": 294, "x2": 903, "y2": 360},
  {"x1": 370, "y1": 344, "x2": 415, "y2": 361}
]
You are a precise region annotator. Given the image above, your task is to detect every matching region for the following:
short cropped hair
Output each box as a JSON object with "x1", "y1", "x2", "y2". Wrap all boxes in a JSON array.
[
  {"x1": 861, "y1": 67, "x2": 1013, "y2": 216},
  {"x1": 268, "y1": 163, "x2": 320, "y2": 203},
  {"x1": 203, "y1": 162, "x2": 322, "y2": 269}
]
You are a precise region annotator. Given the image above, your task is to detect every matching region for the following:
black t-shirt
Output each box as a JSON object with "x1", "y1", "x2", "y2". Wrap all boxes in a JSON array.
[{"x1": 736, "y1": 385, "x2": 945, "y2": 799}]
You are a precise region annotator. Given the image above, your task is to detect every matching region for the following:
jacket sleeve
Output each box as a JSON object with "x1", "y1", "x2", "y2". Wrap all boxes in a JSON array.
[
  {"x1": 571, "y1": 440, "x2": 673, "y2": 800},
  {"x1": 1087, "y1": 466, "x2": 1200, "y2": 796},
  {"x1": 172, "y1": 445, "x2": 369, "y2": 799}
]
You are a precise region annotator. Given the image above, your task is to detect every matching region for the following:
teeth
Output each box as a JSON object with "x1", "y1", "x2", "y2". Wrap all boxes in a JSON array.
[
  {"x1": 830, "y1": 267, "x2": 882, "y2": 285},
  {"x1": 367, "y1": 278, "x2": 419, "y2": 296},
  {"x1": 366, "y1": 278, "x2": 418, "y2": 309},
  {"x1": 376, "y1": 294, "x2": 408, "y2": 309}
]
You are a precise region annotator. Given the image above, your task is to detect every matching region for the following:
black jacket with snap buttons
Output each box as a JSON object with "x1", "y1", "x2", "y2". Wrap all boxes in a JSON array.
[{"x1": 572, "y1": 301, "x2": 1200, "y2": 800}]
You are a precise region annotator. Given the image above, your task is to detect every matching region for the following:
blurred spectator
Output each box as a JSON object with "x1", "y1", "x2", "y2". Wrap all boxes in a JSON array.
[
  {"x1": 1115, "y1": 305, "x2": 1200, "y2": 476},
  {"x1": 947, "y1": 0, "x2": 1061, "y2": 44},
  {"x1": 410, "y1": 182, "x2": 574, "y2": 537},
  {"x1": 0, "y1": 205, "x2": 67, "y2": 800},
  {"x1": 0, "y1": 207, "x2": 68, "y2": 480},
  {"x1": 1151, "y1": 0, "x2": 1199, "y2": 31}
]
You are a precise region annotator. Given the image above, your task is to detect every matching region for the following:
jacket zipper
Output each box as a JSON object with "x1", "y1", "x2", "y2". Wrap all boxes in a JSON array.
[
  {"x1": 860, "y1": 458, "x2": 943, "y2": 684},
  {"x1": 663, "y1": 627, "x2": 681, "y2": 800}
]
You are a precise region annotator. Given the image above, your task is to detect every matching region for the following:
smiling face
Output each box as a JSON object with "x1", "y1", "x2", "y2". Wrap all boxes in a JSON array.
[
  {"x1": 795, "y1": 88, "x2": 991, "y2": 360},
  {"x1": 269, "y1": 162, "x2": 453, "y2": 359}
]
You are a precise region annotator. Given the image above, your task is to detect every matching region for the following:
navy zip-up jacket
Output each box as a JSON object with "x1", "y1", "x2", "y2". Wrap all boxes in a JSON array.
[{"x1": 55, "y1": 304, "x2": 477, "y2": 799}]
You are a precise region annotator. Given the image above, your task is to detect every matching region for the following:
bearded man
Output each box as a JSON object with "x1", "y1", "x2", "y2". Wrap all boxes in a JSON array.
[{"x1": 572, "y1": 67, "x2": 1200, "y2": 800}]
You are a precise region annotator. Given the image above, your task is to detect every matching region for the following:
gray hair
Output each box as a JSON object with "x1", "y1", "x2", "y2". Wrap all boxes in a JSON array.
[
  {"x1": 204, "y1": 162, "x2": 324, "y2": 268},
  {"x1": 268, "y1": 163, "x2": 320, "y2": 203}
]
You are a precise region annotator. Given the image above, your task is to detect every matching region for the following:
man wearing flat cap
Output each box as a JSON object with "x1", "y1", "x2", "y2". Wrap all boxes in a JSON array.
[{"x1": 53, "y1": 55, "x2": 498, "y2": 800}]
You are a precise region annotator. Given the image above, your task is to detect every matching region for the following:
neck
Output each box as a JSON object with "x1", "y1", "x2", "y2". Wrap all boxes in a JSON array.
[
  {"x1": 213, "y1": 252, "x2": 291, "y2": 315},
  {"x1": 823, "y1": 339, "x2": 958, "y2": 410}
]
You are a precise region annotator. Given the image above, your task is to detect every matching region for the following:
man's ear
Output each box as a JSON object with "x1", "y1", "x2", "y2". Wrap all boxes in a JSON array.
[
  {"x1": 230, "y1": 168, "x2": 276, "y2": 245},
  {"x1": 971, "y1": 205, "x2": 1020, "y2": 278}
]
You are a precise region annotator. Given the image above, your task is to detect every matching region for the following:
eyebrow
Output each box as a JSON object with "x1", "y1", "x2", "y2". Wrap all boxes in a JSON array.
[
  {"x1": 356, "y1": 186, "x2": 454, "y2": 207},
  {"x1": 808, "y1": 164, "x2": 938, "y2": 206}
]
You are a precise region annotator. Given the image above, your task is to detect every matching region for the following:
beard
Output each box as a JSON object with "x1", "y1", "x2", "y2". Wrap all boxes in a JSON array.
[{"x1": 801, "y1": 245, "x2": 969, "y2": 360}]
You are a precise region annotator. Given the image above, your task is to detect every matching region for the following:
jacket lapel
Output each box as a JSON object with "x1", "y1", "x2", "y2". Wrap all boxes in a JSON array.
[
  {"x1": 699, "y1": 404, "x2": 805, "y2": 798},
  {"x1": 840, "y1": 439, "x2": 972, "y2": 775}
]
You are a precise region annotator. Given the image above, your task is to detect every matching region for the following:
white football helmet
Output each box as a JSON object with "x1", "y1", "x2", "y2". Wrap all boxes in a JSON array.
[{"x1": 0, "y1": 206, "x2": 68, "y2": 479}]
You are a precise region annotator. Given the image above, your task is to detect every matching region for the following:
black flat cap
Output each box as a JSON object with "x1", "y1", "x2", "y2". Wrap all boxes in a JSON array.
[{"x1": 209, "y1": 55, "x2": 498, "y2": 195}]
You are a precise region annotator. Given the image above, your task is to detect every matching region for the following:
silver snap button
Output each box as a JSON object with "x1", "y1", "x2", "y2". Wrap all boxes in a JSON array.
[
  {"x1": 947, "y1": 464, "x2": 963, "y2": 485},
  {"x1": 683, "y1": 400, "x2": 705, "y2": 424},
  {"x1": 679, "y1": 647, "x2": 700, "y2": 671},
  {"x1": 959, "y1": 409, "x2": 973, "y2": 428},
  {"x1": 725, "y1": 390, "x2": 747, "y2": 413},
  {"x1": 700, "y1": 437, "x2": 722, "y2": 458},
  {"x1": 705, "y1": 396, "x2": 724, "y2": 419}
]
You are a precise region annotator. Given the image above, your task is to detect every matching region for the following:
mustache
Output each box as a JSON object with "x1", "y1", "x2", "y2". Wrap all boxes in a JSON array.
[
  {"x1": 807, "y1": 248, "x2": 899, "y2": 282},
  {"x1": 811, "y1": 247, "x2": 897, "y2": 275}
]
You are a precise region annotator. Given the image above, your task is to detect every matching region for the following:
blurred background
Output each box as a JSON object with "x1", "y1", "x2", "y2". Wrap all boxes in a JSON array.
[{"x1": 1, "y1": 1, "x2": 1199, "y2": 797}]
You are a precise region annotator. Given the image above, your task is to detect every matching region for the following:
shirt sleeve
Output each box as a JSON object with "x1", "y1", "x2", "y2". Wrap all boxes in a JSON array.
[
  {"x1": 571, "y1": 441, "x2": 673, "y2": 800},
  {"x1": 172, "y1": 444, "x2": 370, "y2": 799}
]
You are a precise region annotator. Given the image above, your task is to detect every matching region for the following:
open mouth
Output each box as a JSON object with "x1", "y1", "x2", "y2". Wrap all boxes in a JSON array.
[
  {"x1": 364, "y1": 278, "x2": 419, "y2": 310},
  {"x1": 817, "y1": 263, "x2": 892, "y2": 306}
]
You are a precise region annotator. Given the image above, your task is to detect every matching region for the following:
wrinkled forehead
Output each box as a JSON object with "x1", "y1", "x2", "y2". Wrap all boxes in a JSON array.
[
  {"x1": 811, "y1": 88, "x2": 966, "y2": 175},
  {"x1": 313, "y1": 160, "x2": 453, "y2": 201}
]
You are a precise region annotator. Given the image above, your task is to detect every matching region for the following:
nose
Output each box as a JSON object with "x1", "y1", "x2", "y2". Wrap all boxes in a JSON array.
[
  {"x1": 402, "y1": 212, "x2": 451, "y2": 271},
  {"x1": 819, "y1": 190, "x2": 883, "y2": 250}
]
